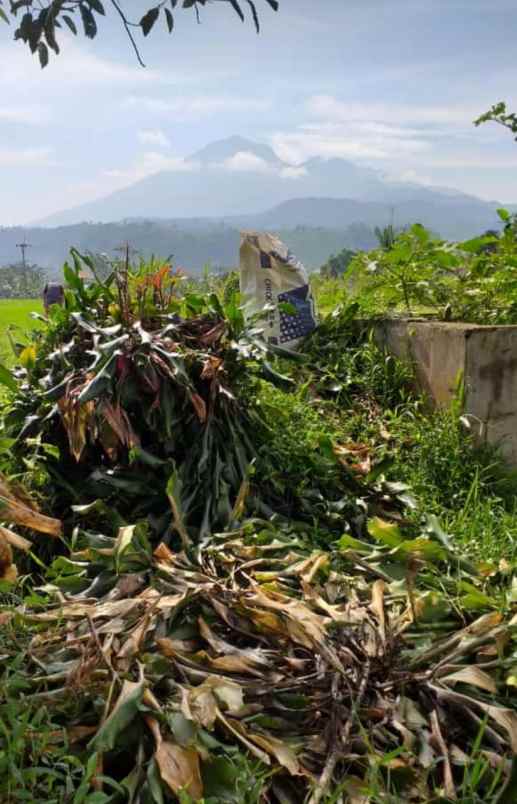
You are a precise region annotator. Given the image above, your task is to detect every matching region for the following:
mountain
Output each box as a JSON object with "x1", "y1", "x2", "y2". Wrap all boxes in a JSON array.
[
  {"x1": 190, "y1": 136, "x2": 282, "y2": 166},
  {"x1": 34, "y1": 136, "x2": 508, "y2": 239},
  {"x1": 245, "y1": 196, "x2": 502, "y2": 239}
]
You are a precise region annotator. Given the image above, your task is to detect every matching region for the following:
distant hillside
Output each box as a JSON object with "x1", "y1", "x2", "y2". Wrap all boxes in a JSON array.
[
  {"x1": 33, "y1": 136, "x2": 511, "y2": 240},
  {"x1": 243, "y1": 196, "x2": 504, "y2": 240},
  {"x1": 0, "y1": 220, "x2": 376, "y2": 278}
]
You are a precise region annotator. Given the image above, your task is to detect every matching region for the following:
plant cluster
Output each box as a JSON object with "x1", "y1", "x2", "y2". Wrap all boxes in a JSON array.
[
  {"x1": 347, "y1": 213, "x2": 517, "y2": 323},
  {"x1": 1, "y1": 260, "x2": 517, "y2": 802}
]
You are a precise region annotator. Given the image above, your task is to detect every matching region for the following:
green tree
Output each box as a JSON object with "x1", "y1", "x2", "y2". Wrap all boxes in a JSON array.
[
  {"x1": 474, "y1": 102, "x2": 517, "y2": 141},
  {"x1": 321, "y1": 247, "x2": 356, "y2": 278},
  {"x1": 0, "y1": 0, "x2": 279, "y2": 68},
  {"x1": 374, "y1": 224, "x2": 398, "y2": 251}
]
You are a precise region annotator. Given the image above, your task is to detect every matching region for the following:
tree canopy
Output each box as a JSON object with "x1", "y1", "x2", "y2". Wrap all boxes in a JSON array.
[
  {"x1": 0, "y1": 0, "x2": 279, "y2": 67},
  {"x1": 475, "y1": 102, "x2": 517, "y2": 141}
]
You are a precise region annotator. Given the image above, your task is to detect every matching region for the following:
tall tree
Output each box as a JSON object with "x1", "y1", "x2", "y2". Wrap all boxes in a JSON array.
[{"x1": 0, "y1": 0, "x2": 279, "y2": 68}]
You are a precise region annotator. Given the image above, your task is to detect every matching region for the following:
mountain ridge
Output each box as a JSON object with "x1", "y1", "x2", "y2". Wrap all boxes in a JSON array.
[{"x1": 32, "y1": 135, "x2": 507, "y2": 234}]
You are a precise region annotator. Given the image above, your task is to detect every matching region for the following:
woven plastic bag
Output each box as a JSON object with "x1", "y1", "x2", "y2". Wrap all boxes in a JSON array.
[{"x1": 239, "y1": 231, "x2": 317, "y2": 350}]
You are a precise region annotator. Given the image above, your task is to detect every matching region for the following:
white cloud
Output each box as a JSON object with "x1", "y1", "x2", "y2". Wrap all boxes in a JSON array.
[
  {"x1": 271, "y1": 122, "x2": 431, "y2": 165},
  {"x1": 306, "y1": 94, "x2": 486, "y2": 128},
  {"x1": 104, "y1": 151, "x2": 199, "y2": 187},
  {"x1": 137, "y1": 129, "x2": 171, "y2": 148},
  {"x1": 0, "y1": 147, "x2": 56, "y2": 168},
  {"x1": 221, "y1": 151, "x2": 273, "y2": 173},
  {"x1": 269, "y1": 94, "x2": 490, "y2": 167},
  {"x1": 0, "y1": 41, "x2": 160, "y2": 91},
  {"x1": 123, "y1": 94, "x2": 270, "y2": 122},
  {"x1": 280, "y1": 165, "x2": 307, "y2": 179},
  {"x1": 0, "y1": 104, "x2": 50, "y2": 125}
]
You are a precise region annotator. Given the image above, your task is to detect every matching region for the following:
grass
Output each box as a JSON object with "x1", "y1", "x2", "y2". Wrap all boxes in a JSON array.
[{"x1": 0, "y1": 299, "x2": 43, "y2": 364}]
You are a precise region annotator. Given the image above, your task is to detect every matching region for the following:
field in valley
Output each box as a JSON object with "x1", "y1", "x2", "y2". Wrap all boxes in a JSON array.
[{"x1": 0, "y1": 298, "x2": 43, "y2": 363}]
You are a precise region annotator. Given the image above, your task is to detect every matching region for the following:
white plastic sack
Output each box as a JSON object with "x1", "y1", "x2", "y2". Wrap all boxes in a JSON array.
[{"x1": 239, "y1": 231, "x2": 317, "y2": 350}]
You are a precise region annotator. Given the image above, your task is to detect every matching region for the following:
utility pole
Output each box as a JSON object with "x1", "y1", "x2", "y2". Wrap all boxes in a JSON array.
[
  {"x1": 16, "y1": 237, "x2": 32, "y2": 269},
  {"x1": 114, "y1": 241, "x2": 139, "y2": 271}
]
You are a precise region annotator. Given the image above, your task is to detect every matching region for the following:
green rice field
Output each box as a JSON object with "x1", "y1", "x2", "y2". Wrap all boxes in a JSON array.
[{"x1": 0, "y1": 299, "x2": 43, "y2": 364}]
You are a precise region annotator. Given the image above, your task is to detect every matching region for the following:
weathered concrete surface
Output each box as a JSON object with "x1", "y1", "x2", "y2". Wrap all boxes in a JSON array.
[{"x1": 372, "y1": 319, "x2": 517, "y2": 465}]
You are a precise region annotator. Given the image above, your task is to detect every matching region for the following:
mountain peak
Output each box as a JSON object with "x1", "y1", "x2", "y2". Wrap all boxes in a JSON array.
[{"x1": 189, "y1": 136, "x2": 282, "y2": 165}]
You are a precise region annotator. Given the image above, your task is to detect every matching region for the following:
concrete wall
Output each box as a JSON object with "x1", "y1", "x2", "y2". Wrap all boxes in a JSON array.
[{"x1": 372, "y1": 319, "x2": 517, "y2": 465}]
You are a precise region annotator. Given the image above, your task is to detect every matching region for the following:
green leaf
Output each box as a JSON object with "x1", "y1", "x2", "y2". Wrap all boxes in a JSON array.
[
  {"x1": 87, "y1": 0, "x2": 106, "y2": 15},
  {"x1": 63, "y1": 260, "x2": 83, "y2": 292},
  {"x1": 459, "y1": 590, "x2": 497, "y2": 611},
  {"x1": 38, "y1": 41, "x2": 49, "y2": 68},
  {"x1": 368, "y1": 517, "x2": 403, "y2": 547},
  {"x1": 0, "y1": 363, "x2": 17, "y2": 392},
  {"x1": 62, "y1": 15, "x2": 77, "y2": 34},
  {"x1": 278, "y1": 301, "x2": 297, "y2": 316},
  {"x1": 140, "y1": 6, "x2": 160, "y2": 36},
  {"x1": 228, "y1": 0, "x2": 245, "y2": 23},
  {"x1": 89, "y1": 679, "x2": 145, "y2": 752},
  {"x1": 72, "y1": 751, "x2": 99, "y2": 804},
  {"x1": 79, "y1": 4, "x2": 97, "y2": 38},
  {"x1": 497, "y1": 207, "x2": 511, "y2": 222},
  {"x1": 396, "y1": 538, "x2": 447, "y2": 563},
  {"x1": 20, "y1": 344, "x2": 36, "y2": 370},
  {"x1": 336, "y1": 533, "x2": 372, "y2": 554},
  {"x1": 0, "y1": 7, "x2": 9, "y2": 23}
]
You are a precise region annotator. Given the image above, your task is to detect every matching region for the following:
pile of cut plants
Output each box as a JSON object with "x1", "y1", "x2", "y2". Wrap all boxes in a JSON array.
[{"x1": 1, "y1": 253, "x2": 517, "y2": 804}]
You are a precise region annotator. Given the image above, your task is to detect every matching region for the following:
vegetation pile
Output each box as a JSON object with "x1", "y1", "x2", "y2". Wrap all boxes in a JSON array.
[{"x1": 1, "y1": 255, "x2": 517, "y2": 802}]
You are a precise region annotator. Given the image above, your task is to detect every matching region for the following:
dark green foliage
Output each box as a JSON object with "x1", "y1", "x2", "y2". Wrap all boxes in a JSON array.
[
  {"x1": 475, "y1": 101, "x2": 517, "y2": 140},
  {"x1": 0, "y1": 0, "x2": 279, "y2": 67},
  {"x1": 374, "y1": 223, "x2": 398, "y2": 250},
  {"x1": 348, "y1": 217, "x2": 517, "y2": 323},
  {"x1": 320, "y1": 246, "x2": 356, "y2": 277},
  {"x1": 3, "y1": 253, "x2": 272, "y2": 545}
]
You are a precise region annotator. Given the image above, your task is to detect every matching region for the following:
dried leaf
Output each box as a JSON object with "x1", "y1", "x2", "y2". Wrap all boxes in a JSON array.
[
  {"x1": 0, "y1": 474, "x2": 62, "y2": 537},
  {"x1": 370, "y1": 580, "x2": 386, "y2": 643},
  {"x1": 0, "y1": 525, "x2": 32, "y2": 552},
  {"x1": 442, "y1": 666, "x2": 497, "y2": 694},
  {"x1": 181, "y1": 675, "x2": 244, "y2": 729},
  {"x1": 248, "y1": 732, "x2": 302, "y2": 776},
  {"x1": 156, "y1": 742, "x2": 203, "y2": 801},
  {"x1": 0, "y1": 530, "x2": 16, "y2": 582}
]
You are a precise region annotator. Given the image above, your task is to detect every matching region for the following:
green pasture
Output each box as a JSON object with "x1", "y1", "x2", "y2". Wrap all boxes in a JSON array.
[{"x1": 0, "y1": 298, "x2": 43, "y2": 364}]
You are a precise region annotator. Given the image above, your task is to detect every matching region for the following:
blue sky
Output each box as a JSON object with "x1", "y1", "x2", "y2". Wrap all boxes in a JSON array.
[{"x1": 0, "y1": 0, "x2": 516, "y2": 224}]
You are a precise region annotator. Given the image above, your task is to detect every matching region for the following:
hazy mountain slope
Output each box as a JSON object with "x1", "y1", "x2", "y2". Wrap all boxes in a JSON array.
[
  {"x1": 34, "y1": 136, "x2": 506, "y2": 237},
  {"x1": 0, "y1": 219, "x2": 375, "y2": 277},
  {"x1": 248, "y1": 196, "x2": 502, "y2": 239}
]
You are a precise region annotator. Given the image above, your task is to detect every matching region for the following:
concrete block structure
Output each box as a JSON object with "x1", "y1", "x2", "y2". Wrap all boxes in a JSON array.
[{"x1": 372, "y1": 319, "x2": 517, "y2": 465}]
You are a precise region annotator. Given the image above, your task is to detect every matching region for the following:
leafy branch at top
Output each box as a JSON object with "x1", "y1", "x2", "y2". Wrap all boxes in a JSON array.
[
  {"x1": 0, "y1": 0, "x2": 280, "y2": 68},
  {"x1": 475, "y1": 101, "x2": 517, "y2": 141}
]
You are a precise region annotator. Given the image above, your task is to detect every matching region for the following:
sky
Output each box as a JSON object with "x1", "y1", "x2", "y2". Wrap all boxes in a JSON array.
[{"x1": 0, "y1": 0, "x2": 516, "y2": 225}]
